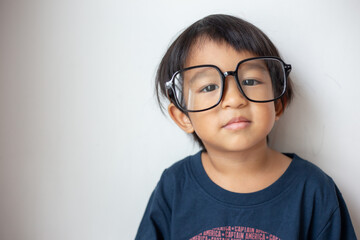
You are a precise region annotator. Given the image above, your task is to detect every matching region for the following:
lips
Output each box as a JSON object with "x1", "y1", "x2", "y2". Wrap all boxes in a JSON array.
[{"x1": 223, "y1": 116, "x2": 251, "y2": 130}]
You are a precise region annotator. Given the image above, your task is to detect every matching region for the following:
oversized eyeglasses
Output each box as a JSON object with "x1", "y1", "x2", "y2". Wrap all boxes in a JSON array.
[{"x1": 165, "y1": 57, "x2": 291, "y2": 112}]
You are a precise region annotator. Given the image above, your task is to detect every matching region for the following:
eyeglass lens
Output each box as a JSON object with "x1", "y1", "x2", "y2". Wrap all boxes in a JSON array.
[{"x1": 173, "y1": 58, "x2": 285, "y2": 111}]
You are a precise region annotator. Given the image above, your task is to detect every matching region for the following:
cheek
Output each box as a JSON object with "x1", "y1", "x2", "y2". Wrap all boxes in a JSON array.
[
  {"x1": 253, "y1": 103, "x2": 277, "y2": 129},
  {"x1": 188, "y1": 112, "x2": 218, "y2": 136}
]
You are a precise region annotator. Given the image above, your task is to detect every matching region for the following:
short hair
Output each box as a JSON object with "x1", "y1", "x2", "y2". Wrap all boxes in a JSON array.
[{"x1": 155, "y1": 14, "x2": 293, "y2": 150}]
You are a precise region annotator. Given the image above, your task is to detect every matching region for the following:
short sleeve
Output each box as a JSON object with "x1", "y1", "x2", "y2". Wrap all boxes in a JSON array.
[
  {"x1": 315, "y1": 185, "x2": 357, "y2": 240},
  {"x1": 135, "y1": 171, "x2": 172, "y2": 240}
]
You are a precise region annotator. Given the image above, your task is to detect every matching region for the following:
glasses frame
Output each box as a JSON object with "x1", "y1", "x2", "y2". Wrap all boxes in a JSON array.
[{"x1": 165, "y1": 56, "x2": 292, "y2": 113}]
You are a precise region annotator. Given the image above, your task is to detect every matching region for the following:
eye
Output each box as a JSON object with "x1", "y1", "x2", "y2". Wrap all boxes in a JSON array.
[
  {"x1": 200, "y1": 84, "x2": 219, "y2": 92},
  {"x1": 242, "y1": 79, "x2": 261, "y2": 86}
]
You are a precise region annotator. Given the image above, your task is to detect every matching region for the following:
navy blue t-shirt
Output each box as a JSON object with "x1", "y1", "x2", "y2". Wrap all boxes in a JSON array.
[{"x1": 136, "y1": 152, "x2": 356, "y2": 239}]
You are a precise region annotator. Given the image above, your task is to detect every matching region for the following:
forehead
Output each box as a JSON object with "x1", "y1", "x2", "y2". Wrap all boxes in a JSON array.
[{"x1": 185, "y1": 38, "x2": 257, "y2": 70}]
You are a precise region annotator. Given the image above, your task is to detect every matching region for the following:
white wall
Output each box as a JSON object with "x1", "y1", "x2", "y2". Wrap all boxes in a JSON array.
[{"x1": 0, "y1": 0, "x2": 359, "y2": 239}]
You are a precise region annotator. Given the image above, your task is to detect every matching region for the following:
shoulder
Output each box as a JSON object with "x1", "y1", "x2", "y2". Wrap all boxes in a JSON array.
[
  {"x1": 288, "y1": 154, "x2": 357, "y2": 239},
  {"x1": 288, "y1": 154, "x2": 342, "y2": 215},
  {"x1": 135, "y1": 153, "x2": 200, "y2": 240},
  {"x1": 283, "y1": 154, "x2": 342, "y2": 213},
  {"x1": 160, "y1": 151, "x2": 198, "y2": 182},
  {"x1": 289, "y1": 154, "x2": 336, "y2": 190},
  {"x1": 153, "y1": 151, "x2": 200, "y2": 200}
]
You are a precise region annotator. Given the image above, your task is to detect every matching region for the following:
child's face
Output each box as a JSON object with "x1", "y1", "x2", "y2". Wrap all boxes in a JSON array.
[{"x1": 168, "y1": 39, "x2": 279, "y2": 154}]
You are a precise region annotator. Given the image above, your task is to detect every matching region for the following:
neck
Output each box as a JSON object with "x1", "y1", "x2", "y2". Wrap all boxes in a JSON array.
[
  {"x1": 201, "y1": 139, "x2": 289, "y2": 193},
  {"x1": 203, "y1": 139, "x2": 272, "y2": 177}
]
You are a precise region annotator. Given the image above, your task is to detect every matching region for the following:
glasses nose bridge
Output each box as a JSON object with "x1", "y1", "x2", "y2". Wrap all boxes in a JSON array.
[
  {"x1": 221, "y1": 69, "x2": 247, "y2": 103},
  {"x1": 223, "y1": 70, "x2": 236, "y2": 78},
  {"x1": 222, "y1": 70, "x2": 242, "y2": 93}
]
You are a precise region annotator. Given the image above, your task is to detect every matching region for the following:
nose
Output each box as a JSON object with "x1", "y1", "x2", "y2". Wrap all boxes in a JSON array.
[{"x1": 220, "y1": 74, "x2": 248, "y2": 109}]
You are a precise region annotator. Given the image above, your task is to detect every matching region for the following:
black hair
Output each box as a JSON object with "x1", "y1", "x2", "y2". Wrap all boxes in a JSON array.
[{"x1": 155, "y1": 14, "x2": 293, "y2": 150}]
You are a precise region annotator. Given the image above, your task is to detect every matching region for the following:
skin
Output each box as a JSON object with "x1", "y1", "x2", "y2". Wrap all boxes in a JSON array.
[{"x1": 168, "y1": 39, "x2": 291, "y2": 193}]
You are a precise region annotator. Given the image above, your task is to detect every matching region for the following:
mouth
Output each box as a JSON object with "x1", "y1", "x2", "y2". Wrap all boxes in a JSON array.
[{"x1": 223, "y1": 116, "x2": 251, "y2": 130}]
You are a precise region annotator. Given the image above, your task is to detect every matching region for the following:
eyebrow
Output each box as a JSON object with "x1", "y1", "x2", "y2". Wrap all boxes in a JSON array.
[
  {"x1": 185, "y1": 68, "x2": 217, "y2": 86},
  {"x1": 183, "y1": 61, "x2": 269, "y2": 85},
  {"x1": 239, "y1": 62, "x2": 268, "y2": 73}
]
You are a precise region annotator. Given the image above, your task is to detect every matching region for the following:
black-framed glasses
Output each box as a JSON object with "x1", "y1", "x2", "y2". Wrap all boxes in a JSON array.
[{"x1": 165, "y1": 56, "x2": 291, "y2": 112}]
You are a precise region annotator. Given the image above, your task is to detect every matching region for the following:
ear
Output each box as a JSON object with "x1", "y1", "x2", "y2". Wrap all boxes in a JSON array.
[
  {"x1": 168, "y1": 103, "x2": 194, "y2": 133},
  {"x1": 275, "y1": 99, "x2": 285, "y2": 121}
]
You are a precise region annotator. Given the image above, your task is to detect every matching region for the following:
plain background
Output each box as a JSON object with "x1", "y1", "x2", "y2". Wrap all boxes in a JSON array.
[{"x1": 0, "y1": 0, "x2": 359, "y2": 239}]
